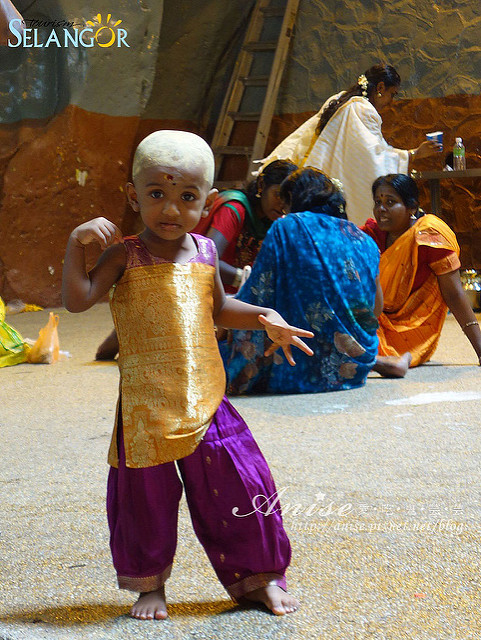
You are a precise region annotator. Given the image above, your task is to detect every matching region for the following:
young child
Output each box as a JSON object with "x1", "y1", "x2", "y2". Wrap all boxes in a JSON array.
[{"x1": 62, "y1": 130, "x2": 313, "y2": 620}]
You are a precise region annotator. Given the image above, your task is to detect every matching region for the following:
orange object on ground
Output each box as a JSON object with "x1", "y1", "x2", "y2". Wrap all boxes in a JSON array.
[{"x1": 27, "y1": 312, "x2": 60, "y2": 364}]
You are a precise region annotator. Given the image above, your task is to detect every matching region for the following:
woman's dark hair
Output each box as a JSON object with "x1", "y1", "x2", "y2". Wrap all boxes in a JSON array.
[
  {"x1": 371, "y1": 174, "x2": 420, "y2": 213},
  {"x1": 280, "y1": 167, "x2": 347, "y2": 220},
  {"x1": 246, "y1": 159, "x2": 298, "y2": 203},
  {"x1": 316, "y1": 64, "x2": 401, "y2": 135}
]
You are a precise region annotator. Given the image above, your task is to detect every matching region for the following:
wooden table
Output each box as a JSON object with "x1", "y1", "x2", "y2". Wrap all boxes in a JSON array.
[{"x1": 413, "y1": 168, "x2": 481, "y2": 214}]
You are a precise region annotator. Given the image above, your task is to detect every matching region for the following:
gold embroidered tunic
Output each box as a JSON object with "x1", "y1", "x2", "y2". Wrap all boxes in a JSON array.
[{"x1": 108, "y1": 235, "x2": 226, "y2": 468}]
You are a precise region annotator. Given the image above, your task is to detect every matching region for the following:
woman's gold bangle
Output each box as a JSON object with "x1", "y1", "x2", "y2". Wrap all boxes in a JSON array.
[
  {"x1": 409, "y1": 149, "x2": 416, "y2": 159},
  {"x1": 232, "y1": 268, "x2": 243, "y2": 289}
]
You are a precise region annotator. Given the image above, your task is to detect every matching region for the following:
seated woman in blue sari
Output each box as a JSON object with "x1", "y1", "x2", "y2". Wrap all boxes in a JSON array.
[{"x1": 219, "y1": 168, "x2": 410, "y2": 394}]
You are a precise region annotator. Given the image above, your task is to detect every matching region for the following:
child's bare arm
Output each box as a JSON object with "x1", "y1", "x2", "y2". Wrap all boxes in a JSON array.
[
  {"x1": 212, "y1": 253, "x2": 264, "y2": 328},
  {"x1": 62, "y1": 217, "x2": 125, "y2": 313},
  {"x1": 212, "y1": 256, "x2": 313, "y2": 365}
]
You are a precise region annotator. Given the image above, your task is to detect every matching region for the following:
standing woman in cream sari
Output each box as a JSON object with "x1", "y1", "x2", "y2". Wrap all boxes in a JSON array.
[{"x1": 261, "y1": 64, "x2": 440, "y2": 225}]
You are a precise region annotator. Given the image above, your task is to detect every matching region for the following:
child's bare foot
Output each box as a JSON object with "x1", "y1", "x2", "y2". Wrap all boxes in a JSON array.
[
  {"x1": 372, "y1": 352, "x2": 412, "y2": 378},
  {"x1": 130, "y1": 586, "x2": 168, "y2": 620},
  {"x1": 242, "y1": 584, "x2": 299, "y2": 615}
]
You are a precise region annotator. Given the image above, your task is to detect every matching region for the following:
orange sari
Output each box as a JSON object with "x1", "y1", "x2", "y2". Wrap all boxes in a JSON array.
[{"x1": 376, "y1": 215, "x2": 460, "y2": 366}]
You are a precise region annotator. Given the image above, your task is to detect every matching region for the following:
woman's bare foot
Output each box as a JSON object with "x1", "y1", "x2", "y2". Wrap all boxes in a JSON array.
[
  {"x1": 372, "y1": 352, "x2": 412, "y2": 378},
  {"x1": 130, "y1": 586, "x2": 168, "y2": 620},
  {"x1": 242, "y1": 584, "x2": 299, "y2": 615},
  {"x1": 95, "y1": 329, "x2": 119, "y2": 361}
]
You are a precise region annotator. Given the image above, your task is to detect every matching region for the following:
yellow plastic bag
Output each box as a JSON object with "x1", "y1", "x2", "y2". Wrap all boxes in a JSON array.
[
  {"x1": 0, "y1": 297, "x2": 31, "y2": 367},
  {"x1": 5, "y1": 299, "x2": 43, "y2": 315},
  {"x1": 27, "y1": 312, "x2": 60, "y2": 364}
]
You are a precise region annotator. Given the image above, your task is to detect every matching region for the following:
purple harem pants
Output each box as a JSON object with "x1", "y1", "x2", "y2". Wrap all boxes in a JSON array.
[{"x1": 106, "y1": 397, "x2": 291, "y2": 599}]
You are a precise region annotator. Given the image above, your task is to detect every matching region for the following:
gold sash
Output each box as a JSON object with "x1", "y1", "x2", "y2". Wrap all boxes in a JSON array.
[{"x1": 108, "y1": 262, "x2": 226, "y2": 468}]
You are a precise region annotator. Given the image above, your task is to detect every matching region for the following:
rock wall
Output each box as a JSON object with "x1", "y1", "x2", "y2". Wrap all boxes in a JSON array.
[
  {"x1": 382, "y1": 95, "x2": 481, "y2": 269},
  {"x1": 276, "y1": 0, "x2": 481, "y2": 112},
  {"x1": 1, "y1": 0, "x2": 480, "y2": 306}
]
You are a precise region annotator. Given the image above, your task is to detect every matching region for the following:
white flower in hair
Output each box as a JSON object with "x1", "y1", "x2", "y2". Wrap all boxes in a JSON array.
[
  {"x1": 331, "y1": 177, "x2": 344, "y2": 193},
  {"x1": 357, "y1": 74, "x2": 368, "y2": 98}
]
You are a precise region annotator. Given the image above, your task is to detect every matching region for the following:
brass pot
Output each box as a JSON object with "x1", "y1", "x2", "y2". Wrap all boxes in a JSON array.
[{"x1": 461, "y1": 269, "x2": 481, "y2": 311}]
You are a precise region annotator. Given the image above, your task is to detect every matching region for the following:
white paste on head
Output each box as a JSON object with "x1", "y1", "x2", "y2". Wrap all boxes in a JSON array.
[{"x1": 132, "y1": 130, "x2": 215, "y2": 186}]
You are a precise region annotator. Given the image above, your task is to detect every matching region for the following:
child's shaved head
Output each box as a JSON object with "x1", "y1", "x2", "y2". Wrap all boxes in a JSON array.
[{"x1": 132, "y1": 130, "x2": 215, "y2": 187}]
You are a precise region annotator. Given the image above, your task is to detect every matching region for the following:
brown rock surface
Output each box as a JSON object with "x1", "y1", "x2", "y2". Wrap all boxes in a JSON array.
[
  {"x1": 0, "y1": 106, "x2": 136, "y2": 305},
  {"x1": 383, "y1": 95, "x2": 481, "y2": 270},
  {"x1": 0, "y1": 107, "x2": 198, "y2": 306}
]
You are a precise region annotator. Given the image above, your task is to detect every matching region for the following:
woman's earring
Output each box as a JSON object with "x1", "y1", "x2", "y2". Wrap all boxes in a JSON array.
[
  {"x1": 377, "y1": 92, "x2": 382, "y2": 97},
  {"x1": 255, "y1": 191, "x2": 262, "y2": 198}
]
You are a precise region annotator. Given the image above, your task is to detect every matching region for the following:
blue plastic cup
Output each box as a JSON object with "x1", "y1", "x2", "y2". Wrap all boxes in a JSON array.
[{"x1": 426, "y1": 131, "x2": 443, "y2": 151}]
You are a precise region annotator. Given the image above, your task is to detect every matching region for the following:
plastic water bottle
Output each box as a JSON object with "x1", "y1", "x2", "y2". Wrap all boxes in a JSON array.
[{"x1": 453, "y1": 137, "x2": 466, "y2": 170}]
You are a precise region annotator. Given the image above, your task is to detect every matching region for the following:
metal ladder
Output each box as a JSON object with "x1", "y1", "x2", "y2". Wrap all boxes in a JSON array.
[{"x1": 211, "y1": 0, "x2": 300, "y2": 188}]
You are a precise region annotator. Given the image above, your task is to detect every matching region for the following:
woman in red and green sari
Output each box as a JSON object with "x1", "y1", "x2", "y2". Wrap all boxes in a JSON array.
[{"x1": 195, "y1": 159, "x2": 298, "y2": 293}]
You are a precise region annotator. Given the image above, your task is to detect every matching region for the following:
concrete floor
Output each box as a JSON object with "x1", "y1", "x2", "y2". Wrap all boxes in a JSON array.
[{"x1": 1, "y1": 303, "x2": 480, "y2": 640}]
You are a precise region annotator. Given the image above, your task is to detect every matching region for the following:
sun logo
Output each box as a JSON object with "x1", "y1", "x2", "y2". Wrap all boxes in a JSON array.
[{"x1": 86, "y1": 13, "x2": 123, "y2": 47}]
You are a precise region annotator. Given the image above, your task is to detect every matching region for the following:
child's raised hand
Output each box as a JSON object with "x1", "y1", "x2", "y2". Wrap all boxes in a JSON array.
[
  {"x1": 71, "y1": 217, "x2": 123, "y2": 250},
  {"x1": 258, "y1": 313, "x2": 314, "y2": 366}
]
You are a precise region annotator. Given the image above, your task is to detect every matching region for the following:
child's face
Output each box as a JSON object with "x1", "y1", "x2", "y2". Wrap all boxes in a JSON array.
[{"x1": 127, "y1": 163, "x2": 217, "y2": 240}]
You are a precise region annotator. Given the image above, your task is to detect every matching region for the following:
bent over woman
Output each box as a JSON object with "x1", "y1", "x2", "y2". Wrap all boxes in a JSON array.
[{"x1": 220, "y1": 168, "x2": 410, "y2": 395}]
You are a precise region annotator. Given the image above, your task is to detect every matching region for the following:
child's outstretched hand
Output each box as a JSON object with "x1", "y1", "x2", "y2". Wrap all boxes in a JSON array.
[
  {"x1": 71, "y1": 217, "x2": 123, "y2": 249},
  {"x1": 258, "y1": 313, "x2": 314, "y2": 366}
]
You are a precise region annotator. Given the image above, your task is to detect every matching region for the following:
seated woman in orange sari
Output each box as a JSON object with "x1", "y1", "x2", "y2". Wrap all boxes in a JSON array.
[{"x1": 362, "y1": 174, "x2": 481, "y2": 367}]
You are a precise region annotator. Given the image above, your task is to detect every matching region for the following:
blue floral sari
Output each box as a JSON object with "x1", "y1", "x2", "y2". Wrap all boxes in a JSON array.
[{"x1": 219, "y1": 211, "x2": 380, "y2": 394}]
